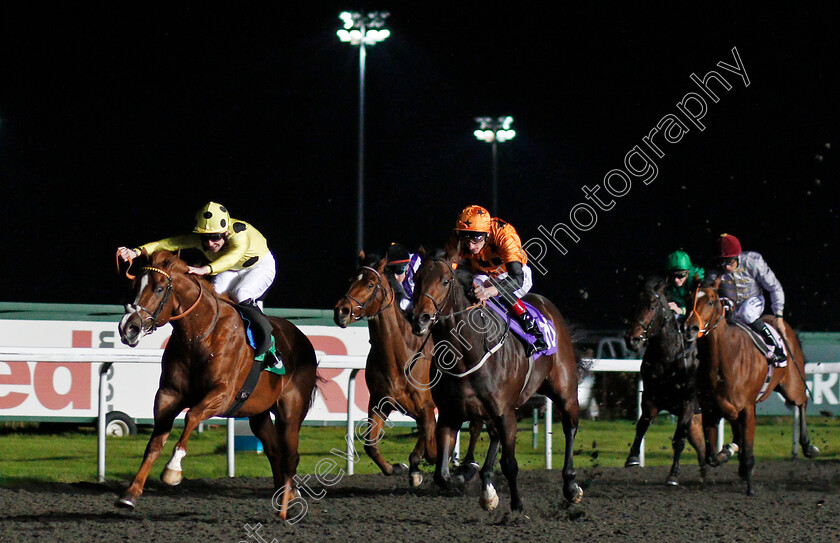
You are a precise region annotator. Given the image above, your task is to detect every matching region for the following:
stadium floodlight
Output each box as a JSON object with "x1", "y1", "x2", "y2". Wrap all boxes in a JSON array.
[
  {"x1": 337, "y1": 11, "x2": 391, "y2": 257},
  {"x1": 474, "y1": 116, "x2": 516, "y2": 213}
]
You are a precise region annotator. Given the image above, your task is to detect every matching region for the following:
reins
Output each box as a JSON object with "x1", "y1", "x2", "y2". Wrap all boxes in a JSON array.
[{"x1": 419, "y1": 258, "x2": 509, "y2": 379}]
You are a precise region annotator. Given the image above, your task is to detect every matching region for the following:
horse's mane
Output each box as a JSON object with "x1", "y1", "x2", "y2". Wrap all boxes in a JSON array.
[{"x1": 149, "y1": 250, "x2": 189, "y2": 272}]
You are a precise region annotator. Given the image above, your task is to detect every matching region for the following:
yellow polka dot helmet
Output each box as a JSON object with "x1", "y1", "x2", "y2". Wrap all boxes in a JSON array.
[
  {"x1": 454, "y1": 205, "x2": 492, "y2": 233},
  {"x1": 193, "y1": 201, "x2": 230, "y2": 234}
]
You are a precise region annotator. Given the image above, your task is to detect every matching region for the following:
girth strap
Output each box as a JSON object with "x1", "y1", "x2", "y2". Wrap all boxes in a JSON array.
[{"x1": 220, "y1": 357, "x2": 265, "y2": 418}]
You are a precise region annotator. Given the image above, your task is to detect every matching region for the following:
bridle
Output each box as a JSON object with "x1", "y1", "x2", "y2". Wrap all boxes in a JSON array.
[
  {"x1": 127, "y1": 266, "x2": 203, "y2": 334},
  {"x1": 341, "y1": 266, "x2": 394, "y2": 321},
  {"x1": 420, "y1": 258, "x2": 483, "y2": 323},
  {"x1": 686, "y1": 287, "x2": 725, "y2": 338}
]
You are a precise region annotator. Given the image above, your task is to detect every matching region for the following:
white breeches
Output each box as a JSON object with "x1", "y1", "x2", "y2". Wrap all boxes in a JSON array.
[
  {"x1": 211, "y1": 252, "x2": 276, "y2": 303},
  {"x1": 474, "y1": 264, "x2": 533, "y2": 300},
  {"x1": 735, "y1": 295, "x2": 765, "y2": 324}
]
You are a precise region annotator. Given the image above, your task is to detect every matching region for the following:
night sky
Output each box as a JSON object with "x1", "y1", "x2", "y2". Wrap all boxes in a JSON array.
[{"x1": 1, "y1": 4, "x2": 837, "y2": 330}]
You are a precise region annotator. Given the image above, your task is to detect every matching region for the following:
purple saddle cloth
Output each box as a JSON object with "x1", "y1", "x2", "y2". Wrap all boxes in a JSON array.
[{"x1": 486, "y1": 298, "x2": 558, "y2": 358}]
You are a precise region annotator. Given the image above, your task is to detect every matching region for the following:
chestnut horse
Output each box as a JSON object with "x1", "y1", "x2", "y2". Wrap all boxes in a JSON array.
[
  {"x1": 333, "y1": 252, "x2": 481, "y2": 487},
  {"x1": 411, "y1": 250, "x2": 583, "y2": 513},
  {"x1": 116, "y1": 250, "x2": 317, "y2": 518},
  {"x1": 684, "y1": 285, "x2": 818, "y2": 495},
  {"x1": 624, "y1": 277, "x2": 706, "y2": 486}
]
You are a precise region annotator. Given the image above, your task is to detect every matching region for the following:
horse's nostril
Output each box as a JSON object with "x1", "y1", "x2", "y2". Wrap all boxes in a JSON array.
[
  {"x1": 419, "y1": 313, "x2": 431, "y2": 325},
  {"x1": 338, "y1": 307, "x2": 349, "y2": 317}
]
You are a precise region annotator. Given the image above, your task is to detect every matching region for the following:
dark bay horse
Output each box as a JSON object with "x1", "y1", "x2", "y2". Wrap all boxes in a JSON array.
[
  {"x1": 333, "y1": 252, "x2": 481, "y2": 487},
  {"x1": 117, "y1": 250, "x2": 317, "y2": 518},
  {"x1": 684, "y1": 285, "x2": 818, "y2": 495},
  {"x1": 624, "y1": 277, "x2": 706, "y2": 486},
  {"x1": 410, "y1": 250, "x2": 583, "y2": 512}
]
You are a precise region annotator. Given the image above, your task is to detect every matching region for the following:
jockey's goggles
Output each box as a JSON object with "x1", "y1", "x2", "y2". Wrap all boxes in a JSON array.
[
  {"x1": 201, "y1": 233, "x2": 226, "y2": 242},
  {"x1": 386, "y1": 263, "x2": 408, "y2": 274},
  {"x1": 457, "y1": 231, "x2": 487, "y2": 243},
  {"x1": 670, "y1": 270, "x2": 689, "y2": 279}
]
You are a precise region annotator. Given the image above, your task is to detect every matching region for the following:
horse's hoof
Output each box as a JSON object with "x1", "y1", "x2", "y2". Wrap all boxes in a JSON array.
[
  {"x1": 566, "y1": 484, "x2": 583, "y2": 504},
  {"x1": 665, "y1": 476, "x2": 679, "y2": 487},
  {"x1": 390, "y1": 463, "x2": 408, "y2": 476},
  {"x1": 746, "y1": 487, "x2": 756, "y2": 496},
  {"x1": 160, "y1": 468, "x2": 183, "y2": 486},
  {"x1": 480, "y1": 486, "x2": 499, "y2": 511},
  {"x1": 115, "y1": 495, "x2": 136, "y2": 510},
  {"x1": 804, "y1": 445, "x2": 819, "y2": 459},
  {"x1": 459, "y1": 462, "x2": 479, "y2": 483},
  {"x1": 409, "y1": 471, "x2": 423, "y2": 487},
  {"x1": 625, "y1": 456, "x2": 640, "y2": 468}
]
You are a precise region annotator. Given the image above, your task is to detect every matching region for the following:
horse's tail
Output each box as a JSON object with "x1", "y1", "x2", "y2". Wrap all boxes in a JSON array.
[
  {"x1": 311, "y1": 373, "x2": 328, "y2": 412},
  {"x1": 568, "y1": 323, "x2": 594, "y2": 379}
]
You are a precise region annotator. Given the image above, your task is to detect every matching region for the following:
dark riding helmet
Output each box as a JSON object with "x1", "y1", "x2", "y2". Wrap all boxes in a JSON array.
[{"x1": 385, "y1": 243, "x2": 411, "y2": 274}]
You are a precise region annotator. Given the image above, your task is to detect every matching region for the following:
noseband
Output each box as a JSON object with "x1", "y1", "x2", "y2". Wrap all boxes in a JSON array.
[{"x1": 342, "y1": 266, "x2": 394, "y2": 321}]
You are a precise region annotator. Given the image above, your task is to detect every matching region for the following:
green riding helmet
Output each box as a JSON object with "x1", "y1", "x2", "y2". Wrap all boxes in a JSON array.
[{"x1": 665, "y1": 250, "x2": 692, "y2": 271}]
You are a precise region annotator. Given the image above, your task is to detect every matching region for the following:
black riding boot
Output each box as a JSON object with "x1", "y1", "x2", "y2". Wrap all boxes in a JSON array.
[
  {"x1": 516, "y1": 311, "x2": 548, "y2": 356},
  {"x1": 749, "y1": 319, "x2": 786, "y2": 366}
]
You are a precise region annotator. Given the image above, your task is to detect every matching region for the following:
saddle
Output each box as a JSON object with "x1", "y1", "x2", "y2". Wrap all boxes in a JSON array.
[
  {"x1": 732, "y1": 320, "x2": 787, "y2": 363},
  {"x1": 486, "y1": 298, "x2": 558, "y2": 358}
]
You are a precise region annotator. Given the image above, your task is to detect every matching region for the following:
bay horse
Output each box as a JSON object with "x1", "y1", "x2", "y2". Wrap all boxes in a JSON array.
[
  {"x1": 684, "y1": 284, "x2": 818, "y2": 495},
  {"x1": 624, "y1": 276, "x2": 706, "y2": 486},
  {"x1": 333, "y1": 252, "x2": 482, "y2": 487},
  {"x1": 410, "y1": 249, "x2": 584, "y2": 513},
  {"x1": 116, "y1": 250, "x2": 317, "y2": 518}
]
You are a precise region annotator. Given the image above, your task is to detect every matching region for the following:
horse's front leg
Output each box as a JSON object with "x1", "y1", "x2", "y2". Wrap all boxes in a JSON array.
[
  {"x1": 407, "y1": 403, "x2": 438, "y2": 487},
  {"x1": 738, "y1": 408, "x2": 757, "y2": 496},
  {"x1": 701, "y1": 408, "x2": 721, "y2": 467},
  {"x1": 462, "y1": 419, "x2": 482, "y2": 466},
  {"x1": 686, "y1": 410, "x2": 707, "y2": 480},
  {"x1": 160, "y1": 386, "x2": 227, "y2": 486},
  {"x1": 362, "y1": 399, "x2": 403, "y2": 477},
  {"x1": 797, "y1": 403, "x2": 819, "y2": 458},
  {"x1": 433, "y1": 419, "x2": 464, "y2": 490},
  {"x1": 626, "y1": 394, "x2": 658, "y2": 468},
  {"x1": 117, "y1": 389, "x2": 182, "y2": 509},
  {"x1": 666, "y1": 403, "x2": 695, "y2": 486},
  {"x1": 478, "y1": 422, "x2": 501, "y2": 511}
]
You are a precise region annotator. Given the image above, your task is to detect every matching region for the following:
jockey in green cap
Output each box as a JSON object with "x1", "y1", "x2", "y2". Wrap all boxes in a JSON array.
[{"x1": 663, "y1": 250, "x2": 705, "y2": 318}]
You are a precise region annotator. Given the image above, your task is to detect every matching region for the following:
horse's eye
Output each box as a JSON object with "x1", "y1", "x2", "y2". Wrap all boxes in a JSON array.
[
  {"x1": 368, "y1": 283, "x2": 374, "y2": 289},
  {"x1": 442, "y1": 279, "x2": 451, "y2": 286},
  {"x1": 155, "y1": 286, "x2": 164, "y2": 294},
  {"x1": 708, "y1": 300, "x2": 714, "y2": 306},
  {"x1": 649, "y1": 305, "x2": 657, "y2": 310}
]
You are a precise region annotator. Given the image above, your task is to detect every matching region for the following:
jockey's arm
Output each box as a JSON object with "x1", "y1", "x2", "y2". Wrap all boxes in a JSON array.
[{"x1": 477, "y1": 262, "x2": 524, "y2": 301}]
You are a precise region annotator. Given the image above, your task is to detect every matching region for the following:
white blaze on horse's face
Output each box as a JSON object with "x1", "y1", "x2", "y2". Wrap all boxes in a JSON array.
[
  {"x1": 696, "y1": 290, "x2": 706, "y2": 300},
  {"x1": 119, "y1": 274, "x2": 153, "y2": 347}
]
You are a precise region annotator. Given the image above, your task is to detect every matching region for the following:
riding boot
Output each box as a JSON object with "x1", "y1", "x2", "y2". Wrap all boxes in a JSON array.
[
  {"x1": 749, "y1": 319, "x2": 786, "y2": 366},
  {"x1": 516, "y1": 311, "x2": 548, "y2": 356}
]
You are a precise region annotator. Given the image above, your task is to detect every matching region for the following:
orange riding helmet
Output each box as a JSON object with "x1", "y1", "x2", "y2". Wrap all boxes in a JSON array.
[{"x1": 454, "y1": 205, "x2": 492, "y2": 233}]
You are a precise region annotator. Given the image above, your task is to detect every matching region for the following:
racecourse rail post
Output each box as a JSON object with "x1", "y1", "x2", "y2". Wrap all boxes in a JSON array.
[
  {"x1": 97, "y1": 362, "x2": 113, "y2": 482},
  {"x1": 637, "y1": 377, "x2": 645, "y2": 467},
  {"x1": 346, "y1": 368, "x2": 362, "y2": 475},
  {"x1": 545, "y1": 396, "x2": 553, "y2": 469}
]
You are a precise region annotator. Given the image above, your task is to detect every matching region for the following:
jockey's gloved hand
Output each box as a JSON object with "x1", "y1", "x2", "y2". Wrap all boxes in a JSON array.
[{"x1": 720, "y1": 297, "x2": 735, "y2": 312}]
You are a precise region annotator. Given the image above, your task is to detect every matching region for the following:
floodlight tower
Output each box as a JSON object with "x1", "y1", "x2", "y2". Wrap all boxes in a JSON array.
[
  {"x1": 474, "y1": 116, "x2": 516, "y2": 214},
  {"x1": 337, "y1": 11, "x2": 390, "y2": 255}
]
